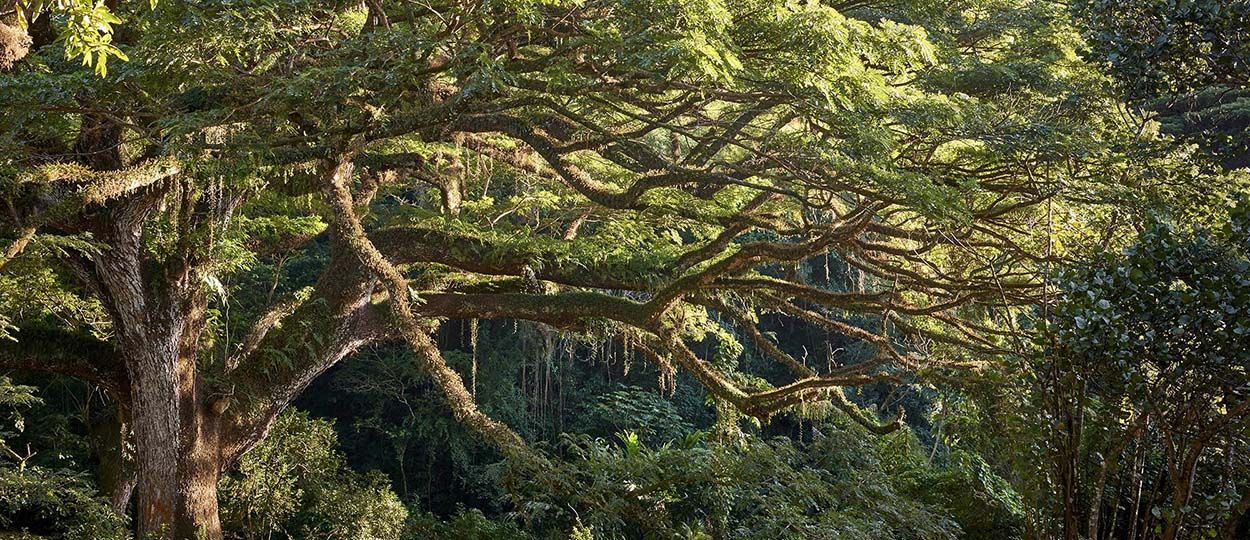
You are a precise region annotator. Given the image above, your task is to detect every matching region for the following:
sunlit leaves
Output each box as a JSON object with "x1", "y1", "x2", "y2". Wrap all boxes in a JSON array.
[{"x1": 14, "y1": 0, "x2": 130, "y2": 75}]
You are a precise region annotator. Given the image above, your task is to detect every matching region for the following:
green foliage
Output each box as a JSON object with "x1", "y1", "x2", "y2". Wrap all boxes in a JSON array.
[
  {"x1": 1055, "y1": 206, "x2": 1250, "y2": 408},
  {"x1": 503, "y1": 418, "x2": 992, "y2": 540},
  {"x1": 1075, "y1": 1, "x2": 1250, "y2": 169},
  {"x1": 576, "y1": 386, "x2": 693, "y2": 445},
  {"x1": 0, "y1": 377, "x2": 38, "y2": 452},
  {"x1": 0, "y1": 234, "x2": 108, "y2": 341},
  {"x1": 0, "y1": 0, "x2": 1239, "y2": 536},
  {"x1": 12, "y1": 0, "x2": 130, "y2": 75},
  {"x1": 900, "y1": 450, "x2": 1025, "y2": 540},
  {"x1": 0, "y1": 466, "x2": 128, "y2": 539},
  {"x1": 1047, "y1": 203, "x2": 1250, "y2": 534},
  {"x1": 219, "y1": 410, "x2": 408, "y2": 540},
  {"x1": 1074, "y1": 0, "x2": 1249, "y2": 97},
  {"x1": 403, "y1": 508, "x2": 533, "y2": 540}
]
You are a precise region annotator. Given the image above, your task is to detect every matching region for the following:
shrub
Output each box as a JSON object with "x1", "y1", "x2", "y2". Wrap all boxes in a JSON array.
[{"x1": 220, "y1": 410, "x2": 407, "y2": 539}]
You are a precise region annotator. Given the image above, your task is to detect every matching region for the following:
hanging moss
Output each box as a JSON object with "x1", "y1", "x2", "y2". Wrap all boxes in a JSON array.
[{"x1": 0, "y1": 22, "x2": 30, "y2": 71}]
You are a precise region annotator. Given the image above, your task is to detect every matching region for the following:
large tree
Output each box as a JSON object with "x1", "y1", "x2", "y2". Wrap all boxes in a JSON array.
[
  {"x1": 1074, "y1": 0, "x2": 1250, "y2": 169},
  {"x1": 0, "y1": 0, "x2": 1184, "y2": 536}
]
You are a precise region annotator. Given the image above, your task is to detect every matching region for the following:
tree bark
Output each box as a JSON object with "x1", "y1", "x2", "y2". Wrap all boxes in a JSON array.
[
  {"x1": 1161, "y1": 439, "x2": 1203, "y2": 540},
  {"x1": 174, "y1": 292, "x2": 225, "y2": 540},
  {"x1": 128, "y1": 337, "x2": 183, "y2": 537},
  {"x1": 125, "y1": 318, "x2": 229, "y2": 540},
  {"x1": 88, "y1": 400, "x2": 136, "y2": 515},
  {"x1": 92, "y1": 206, "x2": 228, "y2": 538}
]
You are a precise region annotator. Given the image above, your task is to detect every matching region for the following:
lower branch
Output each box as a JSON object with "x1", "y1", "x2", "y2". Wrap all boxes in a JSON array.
[{"x1": 0, "y1": 322, "x2": 128, "y2": 399}]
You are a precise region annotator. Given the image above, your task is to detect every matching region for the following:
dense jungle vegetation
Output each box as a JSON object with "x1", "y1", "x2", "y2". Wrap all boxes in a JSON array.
[{"x1": 0, "y1": 0, "x2": 1248, "y2": 538}]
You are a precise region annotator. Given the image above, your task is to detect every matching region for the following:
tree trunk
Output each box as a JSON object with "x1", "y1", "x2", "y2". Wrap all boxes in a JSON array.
[
  {"x1": 174, "y1": 302, "x2": 225, "y2": 540},
  {"x1": 88, "y1": 400, "x2": 136, "y2": 515},
  {"x1": 128, "y1": 342, "x2": 229, "y2": 539},
  {"x1": 113, "y1": 278, "x2": 227, "y2": 539},
  {"x1": 68, "y1": 82, "x2": 238, "y2": 539},
  {"x1": 128, "y1": 331, "x2": 184, "y2": 537},
  {"x1": 1161, "y1": 446, "x2": 1202, "y2": 540},
  {"x1": 175, "y1": 438, "x2": 223, "y2": 540},
  {"x1": 1089, "y1": 424, "x2": 1134, "y2": 540},
  {"x1": 1126, "y1": 426, "x2": 1147, "y2": 540},
  {"x1": 1087, "y1": 456, "x2": 1111, "y2": 540}
]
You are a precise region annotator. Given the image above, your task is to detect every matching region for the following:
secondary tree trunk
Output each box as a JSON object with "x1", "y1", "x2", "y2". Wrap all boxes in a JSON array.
[{"x1": 173, "y1": 298, "x2": 225, "y2": 540}]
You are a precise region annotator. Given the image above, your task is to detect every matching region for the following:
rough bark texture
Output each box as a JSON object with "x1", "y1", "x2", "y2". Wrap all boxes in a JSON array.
[{"x1": 88, "y1": 403, "x2": 136, "y2": 515}]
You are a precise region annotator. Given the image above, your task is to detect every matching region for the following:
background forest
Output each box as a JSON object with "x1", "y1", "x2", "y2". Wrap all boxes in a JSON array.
[{"x1": 0, "y1": 0, "x2": 1248, "y2": 539}]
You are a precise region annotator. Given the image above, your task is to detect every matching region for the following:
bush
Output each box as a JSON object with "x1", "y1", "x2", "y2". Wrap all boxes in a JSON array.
[
  {"x1": 0, "y1": 466, "x2": 128, "y2": 539},
  {"x1": 502, "y1": 418, "x2": 973, "y2": 540},
  {"x1": 219, "y1": 410, "x2": 407, "y2": 539},
  {"x1": 403, "y1": 508, "x2": 533, "y2": 540}
]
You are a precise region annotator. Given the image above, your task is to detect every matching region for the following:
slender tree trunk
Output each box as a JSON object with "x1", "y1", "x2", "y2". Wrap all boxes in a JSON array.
[
  {"x1": 1161, "y1": 448, "x2": 1202, "y2": 540},
  {"x1": 1088, "y1": 457, "x2": 1110, "y2": 540},
  {"x1": 1059, "y1": 377, "x2": 1086, "y2": 540},
  {"x1": 1089, "y1": 425, "x2": 1134, "y2": 540},
  {"x1": 1126, "y1": 424, "x2": 1148, "y2": 540},
  {"x1": 1141, "y1": 467, "x2": 1166, "y2": 540}
]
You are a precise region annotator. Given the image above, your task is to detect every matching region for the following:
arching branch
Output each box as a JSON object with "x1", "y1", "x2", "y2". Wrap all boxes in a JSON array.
[{"x1": 322, "y1": 155, "x2": 524, "y2": 453}]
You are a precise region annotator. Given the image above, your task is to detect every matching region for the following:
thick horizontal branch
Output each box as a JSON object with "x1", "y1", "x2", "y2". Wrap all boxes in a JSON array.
[
  {"x1": 370, "y1": 226, "x2": 658, "y2": 291},
  {"x1": 6, "y1": 158, "x2": 182, "y2": 229},
  {"x1": 418, "y1": 291, "x2": 653, "y2": 329}
]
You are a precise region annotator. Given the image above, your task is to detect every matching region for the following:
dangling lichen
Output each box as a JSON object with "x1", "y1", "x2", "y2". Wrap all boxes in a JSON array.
[
  {"x1": 621, "y1": 332, "x2": 632, "y2": 378},
  {"x1": 470, "y1": 318, "x2": 478, "y2": 399},
  {"x1": 0, "y1": 22, "x2": 31, "y2": 71}
]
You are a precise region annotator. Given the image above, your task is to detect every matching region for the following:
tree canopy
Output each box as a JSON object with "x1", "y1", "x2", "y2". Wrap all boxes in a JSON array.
[{"x1": 0, "y1": 0, "x2": 1247, "y2": 539}]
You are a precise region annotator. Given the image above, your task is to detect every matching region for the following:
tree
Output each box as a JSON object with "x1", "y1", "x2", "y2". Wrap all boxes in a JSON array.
[
  {"x1": 0, "y1": 0, "x2": 1189, "y2": 536},
  {"x1": 1050, "y1": 207, "x2": 1250, "y2": 540},
  {"x1": 945, "y1": 198, "x2": 1250, "y2": 540},
  {"x1": 1074, "y1": 0, "x2": 1250, "y2": 169}
]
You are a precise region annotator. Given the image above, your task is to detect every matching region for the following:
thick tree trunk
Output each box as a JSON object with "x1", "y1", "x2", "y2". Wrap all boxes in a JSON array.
[
  {"x1": 102, "y1": 251, "x2": 227, "y2": 539},
  {"x1": 128, "y1": 337, "x2": 229, "y2": 540},
  {"x1": 67, "y1": 79, "x2": 239, "y2": 539},
  {"x1": 130, "y1": 339, "x2": 183, "y2": 536}
]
